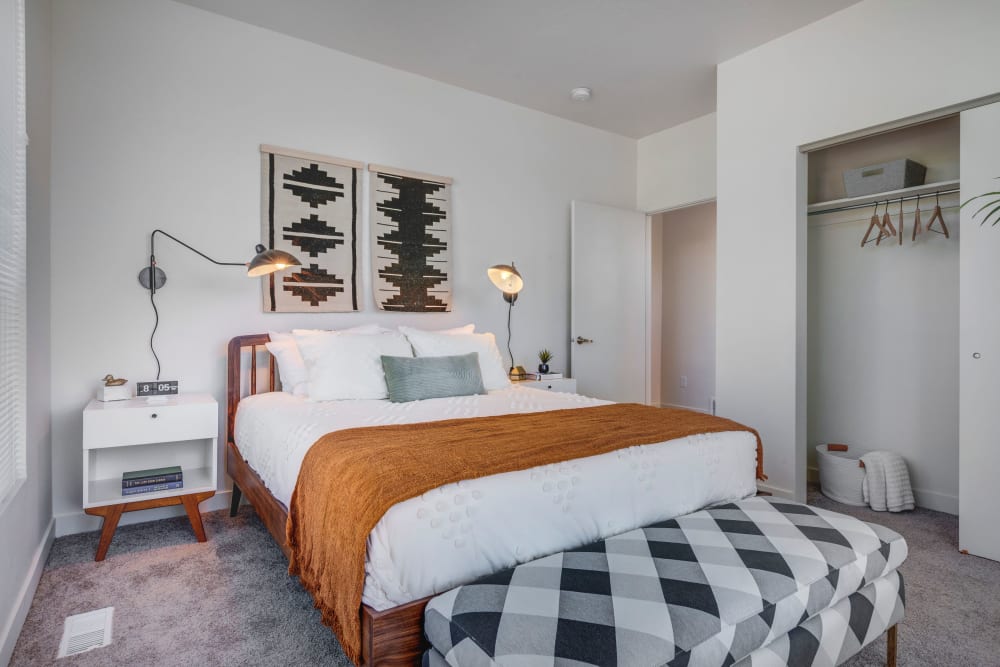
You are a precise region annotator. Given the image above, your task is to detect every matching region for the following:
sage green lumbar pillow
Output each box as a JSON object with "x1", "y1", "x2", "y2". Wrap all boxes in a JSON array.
[{"x1": 381, "y1": 353, "x2": 486, "y2": 403}]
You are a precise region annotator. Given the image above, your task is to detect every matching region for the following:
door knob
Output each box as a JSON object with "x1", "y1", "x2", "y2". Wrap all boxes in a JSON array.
[{"x1": 574, "y1": 336, "x2": 594, "y2": 345}]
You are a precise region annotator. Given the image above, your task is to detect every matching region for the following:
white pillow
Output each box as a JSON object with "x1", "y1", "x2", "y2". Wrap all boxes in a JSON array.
[
  {"x1": 434, "y1": 324, "x2": 475, "y2": 335},
  {"x1": 295, "y1": 330, "x2": 413, "y2": 400},
  {"x1": 399, "y1": 327, "x2": 510, "y2": 391},
  {"x1": 293, "y1": 324, "x2": 390, "y2": 336},
  {"x1": 266, "y1": 325, "x2": 392, "y2": 396},
  {"x1": 265, "y1": 332, "x2": 310, "y2": 397}
]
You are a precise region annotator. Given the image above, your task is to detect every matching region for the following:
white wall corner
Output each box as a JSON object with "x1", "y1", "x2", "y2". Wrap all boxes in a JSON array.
[
  {"x1": 0, "y1": 517, "x2": 54, "y2": 667},
  {"x1": 637, "y1": 112, "x2": 717, "y2": 213}
]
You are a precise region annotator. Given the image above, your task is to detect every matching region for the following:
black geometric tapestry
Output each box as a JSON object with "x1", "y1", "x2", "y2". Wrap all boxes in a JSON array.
[
  {"x1": 260, "y1": 146, "x2": 359, "y2": 312},
  {"x1": 370, "y1": 165, "x2": 452, "y2": 312}
]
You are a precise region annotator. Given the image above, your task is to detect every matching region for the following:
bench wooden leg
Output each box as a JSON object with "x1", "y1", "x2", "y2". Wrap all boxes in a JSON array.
[{"x1": 886, "y1": 624, "x2": 897, "y2": 667}]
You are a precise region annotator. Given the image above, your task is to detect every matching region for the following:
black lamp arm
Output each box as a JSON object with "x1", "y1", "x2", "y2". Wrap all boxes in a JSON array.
[{"x1": 150, "y1": 229, "x2": 246, "y2": 268}]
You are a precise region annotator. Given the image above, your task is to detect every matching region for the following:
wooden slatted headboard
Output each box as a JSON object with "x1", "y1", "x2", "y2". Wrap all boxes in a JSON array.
[{"x1": 226, "y1": 334, "x2": 275, "y2": 446}]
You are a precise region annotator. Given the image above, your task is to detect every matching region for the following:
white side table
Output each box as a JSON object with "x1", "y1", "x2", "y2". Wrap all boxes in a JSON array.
[
  {"x1": 514, "y1": 378, "x2": 577, "y2": 393},
  {"x1": 82, "y1": 393, "x2": 218, "y2": 560}
]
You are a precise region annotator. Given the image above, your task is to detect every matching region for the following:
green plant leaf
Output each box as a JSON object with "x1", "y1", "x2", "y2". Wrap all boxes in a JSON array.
[
  {"x1": 973, "y1": 197, "x2": 1000, "y2": 219},
  {"x1": 981, "y1": 202, "x2": 1000, "y2": 226},
  {"x1": 961, "y1": 191, "x2": 1000, "y2": 208}
]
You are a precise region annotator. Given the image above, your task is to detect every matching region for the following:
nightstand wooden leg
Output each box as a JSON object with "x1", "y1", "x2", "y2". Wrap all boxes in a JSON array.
[
  {"x1": 87, "y1": 504, "x2": 124, "y2": 562},
  {"x1": 181, "y1": 492, "x2": 213, "y2": 542},
  {"x1": 230, "y1": 483, "x2": 242, "y2": 517}
]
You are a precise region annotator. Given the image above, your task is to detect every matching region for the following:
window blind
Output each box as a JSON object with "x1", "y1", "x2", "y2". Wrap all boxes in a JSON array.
[{"x1": 0, "y1": 0, "x2": 27, "y2": 510}]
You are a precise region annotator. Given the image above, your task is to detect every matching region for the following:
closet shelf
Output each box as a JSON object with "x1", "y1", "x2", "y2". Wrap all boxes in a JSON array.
[{"x1": 807, "y1": 179, "x2": 960, "y2": 216}]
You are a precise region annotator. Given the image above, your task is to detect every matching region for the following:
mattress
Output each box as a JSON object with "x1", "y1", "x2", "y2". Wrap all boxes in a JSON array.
[{"x1": 233, "y1": 386, "x2": 758, "y2": 610}]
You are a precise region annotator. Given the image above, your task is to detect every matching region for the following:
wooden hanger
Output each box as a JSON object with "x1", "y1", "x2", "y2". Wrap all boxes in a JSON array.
[
  {"x1": 880, "y1": 200, "x2": 897, "y2": 242},
  {"x1": 911, "y1": 194, "x2": 923, "y2": 242},
  {"x1": 861, "y1": 201, "x2": 889, "y2": 246},
  {"x1": 926, "y1": 191, "x2": 950, "y2": 238},
  {"x1": 897, "y1": 196, "x2": 905, "y2": 246}
]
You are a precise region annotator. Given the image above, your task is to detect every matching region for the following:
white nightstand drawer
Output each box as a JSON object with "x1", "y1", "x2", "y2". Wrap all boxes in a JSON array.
[
  {"x1": 517, "y1": 378, "x2": 577, "y2": 393},
  {"x1": 83, "y1": 396, "x2": 218, "y2": 450}
]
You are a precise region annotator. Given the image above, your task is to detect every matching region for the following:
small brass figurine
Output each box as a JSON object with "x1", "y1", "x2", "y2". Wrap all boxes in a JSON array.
[{"x1": 102, "y1": 374, "x2": 128, "y2": 387}]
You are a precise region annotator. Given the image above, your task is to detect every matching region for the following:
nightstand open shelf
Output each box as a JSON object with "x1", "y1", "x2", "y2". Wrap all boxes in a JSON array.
[
  {"x1": 86, "y1": 465, "x2": 215, "y2": 508},
  {"x1": 82, "y1": 393, "x2": 219, "y2": 560}
]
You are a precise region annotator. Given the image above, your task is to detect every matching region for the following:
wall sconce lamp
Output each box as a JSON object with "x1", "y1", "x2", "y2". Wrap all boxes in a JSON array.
[
  {"x1": 137, "y1": 229, "x2": 301, "y2": 379},
  {"x1": 487, "y1": 262, "x2": 524, "y2": 376}
]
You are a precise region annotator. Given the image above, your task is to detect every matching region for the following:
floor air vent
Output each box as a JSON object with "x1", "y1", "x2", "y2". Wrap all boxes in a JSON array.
[{"x1": 57, "y1": 607, "x2": 114, "y2": 658}]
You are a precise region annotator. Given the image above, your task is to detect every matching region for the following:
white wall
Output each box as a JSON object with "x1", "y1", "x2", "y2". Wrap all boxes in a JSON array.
[
  {"x1": 48, "y1": 0, "x2": 636, "y2": 533},
  {"x1": 808, "y1": 197, "x2": 960, "y2": 513},
  {"x1": 1, "y1": 0, "x2": 54, "y2": 662},
  {"x1": 716, "y1": 0, "x2": 1000, "y2": 499},
  {"x1": 656, "y1": 202, "x2": 716, "y2": 413},
  {"x1": 637, "y1": 112, "x2": 716, "y2": 213}
]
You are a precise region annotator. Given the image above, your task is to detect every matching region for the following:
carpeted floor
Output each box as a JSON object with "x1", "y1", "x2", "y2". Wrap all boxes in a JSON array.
[{"x1": 10, "y1": 490, "x2": 1000, "y2": 666}]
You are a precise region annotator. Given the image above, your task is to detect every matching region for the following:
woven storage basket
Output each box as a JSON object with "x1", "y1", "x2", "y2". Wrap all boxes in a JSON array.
[{"x1": 816, "y1": 444, "x2": 866, "y2": 506}]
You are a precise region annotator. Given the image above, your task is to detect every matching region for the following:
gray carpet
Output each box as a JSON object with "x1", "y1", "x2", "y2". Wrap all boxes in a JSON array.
[{"x1": 10, "y1": 491, "x2": 1000, "y2": 666}]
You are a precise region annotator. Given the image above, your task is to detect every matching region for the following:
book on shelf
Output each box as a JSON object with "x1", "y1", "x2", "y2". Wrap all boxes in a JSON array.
[
  {"x1": 122, "y1": 480, "x2": 184, "y2": 496},
  {"x1": 528, "y1": 372, "x2": 564, "y2": 380},
  {"x1": 122, "y1": 465, "x2": 182, "y2": 488}
]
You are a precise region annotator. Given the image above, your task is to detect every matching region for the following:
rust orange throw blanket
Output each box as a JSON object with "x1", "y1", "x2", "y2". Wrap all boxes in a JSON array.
[{"x1": 286, "y1": 403, "x2": 763, "y2": 663}]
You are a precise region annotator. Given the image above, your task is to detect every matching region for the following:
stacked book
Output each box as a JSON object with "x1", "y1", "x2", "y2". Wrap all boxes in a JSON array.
[
  {"x1": 528, "y1": 372, "x2": 564, "y2": 380},
  {"x1": 122, "y1": 466, "x2": 183, "y2": 496}
]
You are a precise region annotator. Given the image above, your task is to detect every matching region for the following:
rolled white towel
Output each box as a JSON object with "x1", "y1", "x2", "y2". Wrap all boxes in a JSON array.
[{"x1": 860, "y1": 451, "x2": 915, "y2": 512}]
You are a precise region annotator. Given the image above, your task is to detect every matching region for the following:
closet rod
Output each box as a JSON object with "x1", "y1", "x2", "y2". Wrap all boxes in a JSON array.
[{"x1": 808, "y1": 187, "x2": 960, "y2": 216}]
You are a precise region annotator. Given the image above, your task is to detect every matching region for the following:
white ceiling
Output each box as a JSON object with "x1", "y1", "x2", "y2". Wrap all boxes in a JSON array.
[{"x1": 176, "y1": 0, "x2": 860, "y2": 138}]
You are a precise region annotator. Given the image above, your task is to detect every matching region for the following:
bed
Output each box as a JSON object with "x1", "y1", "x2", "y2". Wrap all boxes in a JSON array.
[{"x1": 225, "y1": 334, "x2": 765, "y2": 666}]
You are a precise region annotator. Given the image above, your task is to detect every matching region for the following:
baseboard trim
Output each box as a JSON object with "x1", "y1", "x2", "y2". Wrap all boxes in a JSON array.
[
  {"x1": 55, "y1": 489, "x2": 233, "y2": 537},
  {"x1": 659, "y1": 402, "x2": 711, "y2": 415},
  {"x1": 808, "y1": 466, "x2": 957, "y2": 515},
  {"x1": 756, "y1": 482, "x2": 795, "y2": 499},
  {"x1": 0, "y1": 516, "x2": 54, "y2": 667},
  {"x1": 911, "y1": 487, "x2": 958, "y2": 515}
]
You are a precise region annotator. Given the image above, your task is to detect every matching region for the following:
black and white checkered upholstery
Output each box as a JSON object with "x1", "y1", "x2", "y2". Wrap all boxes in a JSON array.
[{"x1": 424, "y1": 497, "x2": 906, "y2": 666}]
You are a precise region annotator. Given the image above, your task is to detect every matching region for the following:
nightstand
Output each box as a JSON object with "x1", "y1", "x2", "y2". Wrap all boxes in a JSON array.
[
  {"x1": 516, "y1": 378, "x2": 577, "y2": 393},
  {"x1": 82, "y1": 393, "x2": 218, "y2": 561}
]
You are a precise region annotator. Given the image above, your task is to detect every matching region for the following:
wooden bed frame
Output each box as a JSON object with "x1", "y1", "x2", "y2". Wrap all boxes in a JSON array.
[
  {"x1": 224, "y1": 335, "x2": 903, "y2": 667},
  {"x1": 225, "y1": 334, "x2": 429, "y2": 666}
]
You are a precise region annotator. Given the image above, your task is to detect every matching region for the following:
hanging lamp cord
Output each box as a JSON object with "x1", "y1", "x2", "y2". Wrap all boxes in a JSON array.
[
  {"x1": 506, "y1": 298, "x2": 514, "y2": 372},
  {"x1": 145, "y1": 229, "x2": 246, "y2": 381}
]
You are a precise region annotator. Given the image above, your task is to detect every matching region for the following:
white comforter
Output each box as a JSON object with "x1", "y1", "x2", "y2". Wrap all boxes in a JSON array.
[{"x1": 234, "y1": 386, "x2": 758, "y2": 610}]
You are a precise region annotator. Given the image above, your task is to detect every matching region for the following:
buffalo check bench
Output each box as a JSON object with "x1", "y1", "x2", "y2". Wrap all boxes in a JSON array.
[{"x1": 423, "y1": 496, "x2": 906, "y2": 667}]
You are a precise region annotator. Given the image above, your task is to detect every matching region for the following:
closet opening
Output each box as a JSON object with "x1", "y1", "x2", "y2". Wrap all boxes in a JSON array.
[
  {"x1": 805, "y1": 114, "x2": 960, "y2": 514},
  {"x1": 649, "y1": 201, "x2": 716, "y2": 414}
]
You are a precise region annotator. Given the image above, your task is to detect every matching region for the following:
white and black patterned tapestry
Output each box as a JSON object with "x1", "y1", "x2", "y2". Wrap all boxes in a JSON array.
[
  {"x1": 260, "y1": 145, "x2": 360, "y2": 312},
  {"x1": 370, "y1": 165, "x2": 452, "y2": 312}
]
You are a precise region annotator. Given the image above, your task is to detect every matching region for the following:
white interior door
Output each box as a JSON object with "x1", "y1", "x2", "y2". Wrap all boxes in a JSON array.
[
  {"x1": 959, "y1": 102, "x2": 1000, "y2": 561},
  {"x1": 571, "y1": 201, "x2": 648, "y2": 402}
]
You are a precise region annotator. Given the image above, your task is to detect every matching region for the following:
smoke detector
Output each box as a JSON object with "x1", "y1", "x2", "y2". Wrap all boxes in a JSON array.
[{"x1": 570, "y1": 87, "x2": 592, "y2": 102}]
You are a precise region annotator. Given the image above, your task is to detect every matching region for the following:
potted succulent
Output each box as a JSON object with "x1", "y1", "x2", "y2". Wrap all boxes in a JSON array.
[
  {"x1": 537, "y1": 349, "x2": 553, "y2": 374},
  {"x1": 963, "y1": 177, "x2": 1000, "y2": 226}
]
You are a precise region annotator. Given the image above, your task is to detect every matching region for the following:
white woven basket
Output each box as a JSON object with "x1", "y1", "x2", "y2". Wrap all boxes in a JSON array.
[{"x1": 816, "y1": 444, "x2": 866, "y2": 506}]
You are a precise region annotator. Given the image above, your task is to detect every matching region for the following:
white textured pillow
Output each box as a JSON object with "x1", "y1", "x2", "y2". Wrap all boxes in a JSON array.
[
  {"x1": 399, "y1": 327, "x2": 510, "y2": 391},
  {"x1": 434, "y1": 324, "x2": 475, "y2": 335},
  {"x1": 267, "y1": 325, "x2": 393, "y2": 396},
  {"x1": 295, "y1": 331, "x2": 413, "y2": 400},
  {"x1": 265, "y1": 332, "x2": 310, "y2": 397}
]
